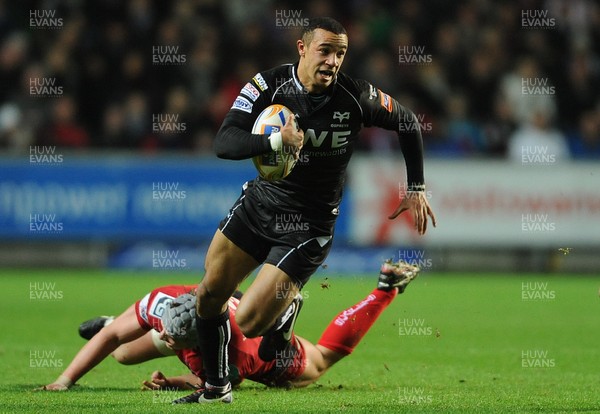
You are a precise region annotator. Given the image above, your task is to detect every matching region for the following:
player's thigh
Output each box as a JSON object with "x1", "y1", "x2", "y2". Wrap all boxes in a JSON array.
[
  {"x1": 235, "y1": 263, "x2": 299, "y2": 337},
  {"x1": 265, "y1": 234, "x2": 333, "y2": 288},
  {"x1": 113, "y1": 331, "x2": 170, "y2": 365},
  {"x1": 198, "y1": 230, "x2": 259, "y2": 315}
]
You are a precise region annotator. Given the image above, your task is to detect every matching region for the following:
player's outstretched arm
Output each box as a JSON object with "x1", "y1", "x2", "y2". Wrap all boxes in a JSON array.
[
  {"x1": 37, "y1": 304, "x2": 147, "y2": 391},
  {"x1": 357, "y1": 82, "x2": 437, "y2": 234},
  {"x1": 389, "y1": 107, "x2": 436, "y2": 235}
]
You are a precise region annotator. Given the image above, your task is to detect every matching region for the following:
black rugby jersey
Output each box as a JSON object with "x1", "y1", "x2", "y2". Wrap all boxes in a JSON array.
[{"x1": 214, "y1": 63, "x2": 425, "y2": 217}]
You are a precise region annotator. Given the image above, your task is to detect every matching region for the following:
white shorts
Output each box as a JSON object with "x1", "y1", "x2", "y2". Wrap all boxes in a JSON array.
[{"x1": 151, "y1": 329, "x2": 176, "y2": 356}]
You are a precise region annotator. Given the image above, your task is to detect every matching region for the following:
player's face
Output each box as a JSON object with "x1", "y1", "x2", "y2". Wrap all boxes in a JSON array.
[{"x1": 298, "y1": 29, "x2": 348, "y2": 93}]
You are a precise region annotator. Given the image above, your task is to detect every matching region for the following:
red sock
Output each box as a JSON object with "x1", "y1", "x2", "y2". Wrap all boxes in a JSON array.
[{"x1": 317, "y1": 288, "x2": 397, "y2": 356}]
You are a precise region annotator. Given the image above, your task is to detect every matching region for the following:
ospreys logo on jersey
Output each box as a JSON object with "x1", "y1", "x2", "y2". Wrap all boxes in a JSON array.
[
  {"x1": 333, "y1": 111, "x2": 350, "y2": 122},
  {"x1": 331, "y1": 111, "x2": 350, "y2": 128},
  {"x1": 368, "y1": 84, "x2": 378, "y2": 100}
]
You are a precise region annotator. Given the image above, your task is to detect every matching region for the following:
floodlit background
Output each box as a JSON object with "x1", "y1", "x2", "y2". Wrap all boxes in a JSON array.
[{"x1": 1, "y1": 0, "x2": 599, "y2": 272}]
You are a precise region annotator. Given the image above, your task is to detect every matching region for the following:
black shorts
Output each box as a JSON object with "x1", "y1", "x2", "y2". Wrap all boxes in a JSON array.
[{"x1": 219, "y1": 182, "x2": 335, "y2": 288}]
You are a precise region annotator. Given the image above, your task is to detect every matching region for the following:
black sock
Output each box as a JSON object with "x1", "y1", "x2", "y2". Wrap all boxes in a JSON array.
[{"x1": 196, "y1": 310, "x2": 230, "y2": 387}]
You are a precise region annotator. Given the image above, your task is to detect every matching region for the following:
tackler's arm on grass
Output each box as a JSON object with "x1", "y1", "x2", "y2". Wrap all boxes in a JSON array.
[
  {"x1": 37, "y1": 305, "x2": 147, "y2": 391},
  {"x1": 141, "y1": 370, "x2": 201, "y2": 391}
]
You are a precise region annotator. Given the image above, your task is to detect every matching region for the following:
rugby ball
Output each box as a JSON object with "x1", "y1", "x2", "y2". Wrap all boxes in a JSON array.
[{"x1": 252, "y1": 104, "x2": 298, "y2": 181}]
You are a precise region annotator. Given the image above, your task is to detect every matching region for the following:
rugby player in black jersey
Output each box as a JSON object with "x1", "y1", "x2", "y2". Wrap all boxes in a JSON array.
[{"x1": 190, "y1": 17, "x2": 436, "y2": 403}]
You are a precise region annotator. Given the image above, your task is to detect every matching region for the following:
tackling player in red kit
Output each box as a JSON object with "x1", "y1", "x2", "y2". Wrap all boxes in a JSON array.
[{"x1": 38, "y1": 260, "x2": 419, "y2": 404}]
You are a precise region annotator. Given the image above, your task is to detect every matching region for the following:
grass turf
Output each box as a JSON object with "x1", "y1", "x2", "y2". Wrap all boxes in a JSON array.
[{"x1": 1, "y1": 269, "x2": 599, "y2": 413}]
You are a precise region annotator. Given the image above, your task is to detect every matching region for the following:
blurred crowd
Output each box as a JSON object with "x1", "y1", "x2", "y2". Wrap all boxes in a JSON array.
[{"x1": 0, "y1": 0, "x2": 599, "y2": 159}]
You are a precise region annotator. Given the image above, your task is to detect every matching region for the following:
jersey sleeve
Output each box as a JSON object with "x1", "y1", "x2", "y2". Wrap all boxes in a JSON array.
[
  {"x1": 213, "y1": 73, "x2": 274, "y2": 160},
  {"x1": 357, "y1": 80, "x2": 425, "y2": 187}
]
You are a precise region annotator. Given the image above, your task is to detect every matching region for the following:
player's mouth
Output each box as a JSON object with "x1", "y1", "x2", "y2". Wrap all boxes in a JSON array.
[{"x1": 317, "y1": 69, "x2": 335, "y2": 81}]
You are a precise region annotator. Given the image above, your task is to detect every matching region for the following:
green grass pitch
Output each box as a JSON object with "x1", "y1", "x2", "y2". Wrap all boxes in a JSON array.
[{"x1": 1, "y1": 269, "x2": 599, "y2": 413}]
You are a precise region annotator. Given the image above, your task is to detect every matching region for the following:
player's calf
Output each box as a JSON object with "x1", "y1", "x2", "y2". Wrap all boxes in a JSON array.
[{"x1": 258, "y1": 292, "x2": 304, "y2": 361}]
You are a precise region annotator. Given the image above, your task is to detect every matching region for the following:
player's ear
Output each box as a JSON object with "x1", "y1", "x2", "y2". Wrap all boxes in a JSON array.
[{"x1": 297, "y1": 39, "x2": 306, "y2": 58}]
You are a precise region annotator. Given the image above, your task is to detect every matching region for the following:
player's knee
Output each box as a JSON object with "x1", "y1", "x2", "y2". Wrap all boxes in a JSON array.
[
  {"x1": 196, "y1": 282, "x2": 230, "y2": 317},
  {"x1": 112, "y1": 347, "x2": 133, "y2": 365}
]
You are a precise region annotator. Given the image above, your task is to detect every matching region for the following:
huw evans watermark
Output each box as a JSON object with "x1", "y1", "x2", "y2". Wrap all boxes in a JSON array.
[
  {"x1": 275, "y1": 281, "x2": 309, "y2": 300},
  {"x1": 275, "y1": 10, "x2": 309, "y2": 28},
  {"x1": 398, "y1": 249, "x2": 433, "y2": 269},
  {"x1": 521, "y1": 146, "x2": 557, "y2": 165},
  {"x1": 275, "y1": 213, "x2": 309, "y2": 233},
  {"x1": 521, "y1": 281, "x2": 555, "y2": 301},
  {"x1": 29, "y1": 77, "x2": 63, "y2": 97},
  {"x1": 274, "y1": 348, "x2": 308, "y2": 369},
  {"x1": 398, "y1": 45, "x2": 432, "y2": 65},
  {"x1": 152, "y1": 250, "x2": 187, "y2": 269},
  {"x1": 398, "y1": 112, "x2": 432, "y2": 134},
  {"x1": 276, "y1": 145, "x2": 309, "y2": 165},
  {"x1": 398, "y1": 386, "x2": 433, "y2": 404},
  {"x1": 151, "y1": 388, "x2": 182, "y2": 404},
  {"x1": 152, "y1": 46, "x2": 186, "y2": 65},
  {"x1": 398, "y1": 318, "x2": 433, "y2": 336},
  {"x1": 521, "y1": 10, "x2": 556, "y2": 29},
  {"x1": 29, "y1": 214, "x2": 63, "y2": 234},
  {"x1": 152, "y1": 182, "x2": 186, "y2": 200},
  {"x1": 152, "y1": 113, "x2": 186, "y2": 133},
  {"x1": 521, "y1": 213, "x2": 555, "y2": 232},
  {"x1": 29, "y1": 350, "x2": 63, "y2": 368},
  {"x1": 398, "y1": 183, "x2": 433, "y2": 201},
  {"x1": 521, "y1": 78, "x2": 555, "y2": 95},
  {"x1": 521, "y1": 349, "x2": 555, "y2": 368},
  {"x1": 29, "y1": 10, "x2": 63, "y2": 28},
  {"x1": 30, "y1": 281, "x2": 63, "y2": 300},
  {"x1": 30, "y1": 146, "x2": 63, "y2": 164}
]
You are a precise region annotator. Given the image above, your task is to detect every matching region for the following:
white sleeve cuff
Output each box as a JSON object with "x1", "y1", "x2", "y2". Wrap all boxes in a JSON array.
[{"x1": 269, "y1": 131, "x2": 283, "y2": 151}]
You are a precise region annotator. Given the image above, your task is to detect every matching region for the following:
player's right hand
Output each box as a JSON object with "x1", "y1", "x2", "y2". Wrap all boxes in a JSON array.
[
  {"x1": 34, "y1": 383, "x2": 69, "y2": 391},
  {"x1": 281, "y1": 114, "x2": 304, "y2": 152}
]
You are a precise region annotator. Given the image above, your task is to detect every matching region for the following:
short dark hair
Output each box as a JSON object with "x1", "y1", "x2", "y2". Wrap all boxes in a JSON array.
[{"x1": 301, "y1": 17, "x2": 347, "y2": 44}]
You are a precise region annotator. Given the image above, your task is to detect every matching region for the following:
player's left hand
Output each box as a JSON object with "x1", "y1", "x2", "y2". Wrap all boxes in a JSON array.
[
  {"x1": 142, "y1": 370, "x2": 171, "y2": 390},
  {"x1": 388, "y1": 191, "x2": 436, "y2": 235}
]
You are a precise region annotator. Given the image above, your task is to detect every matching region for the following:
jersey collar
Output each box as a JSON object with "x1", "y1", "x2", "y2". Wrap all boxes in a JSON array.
[{"x1": 290, "y1": 62, "x2": 338, "y2": 96}]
